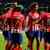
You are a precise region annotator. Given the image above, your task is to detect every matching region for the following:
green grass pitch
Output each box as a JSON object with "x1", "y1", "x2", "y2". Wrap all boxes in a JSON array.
[{"x1": 0, "y1": 32, "x2": 44, "y2": 50}]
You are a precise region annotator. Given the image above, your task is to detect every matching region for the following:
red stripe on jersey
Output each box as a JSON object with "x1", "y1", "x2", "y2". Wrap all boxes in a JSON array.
[
  {"x1": 2, "y1": 8, "x2": 13, "y2": 19},
  {"x1": 29, "y1": 12, "x2": 39, "y2": 19},
  {"x1": 13, "y1": 12, "x2": 24, "y2": 32},
  {"x1": 28, "y1": 12, "x2": 39, "y2": 31}
]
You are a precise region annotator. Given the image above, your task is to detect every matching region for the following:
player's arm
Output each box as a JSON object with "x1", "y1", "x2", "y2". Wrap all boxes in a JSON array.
[
  {"x1": 0, "y1": 30, "x2": 3, "y2": 35},
  {"x1": 24, "y1": 16, "x2": 29, "y2": 32},
  {"x1": 0, "y1": 24, "x2": 4, "y2": 35},
  {"x1": 25, "y1": 16, "x2": 29, "y2": 27}
]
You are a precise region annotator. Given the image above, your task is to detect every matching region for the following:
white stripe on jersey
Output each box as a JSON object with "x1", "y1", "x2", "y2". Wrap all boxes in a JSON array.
[
  {"x1": 17, "y1": 29, "x2": 24, "y2": 34},
  {"x1": 32, "y1": 24, "x2": 40, "y2": 31}
]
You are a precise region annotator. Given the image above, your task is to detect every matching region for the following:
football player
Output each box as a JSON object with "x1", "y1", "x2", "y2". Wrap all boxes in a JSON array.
[
  {"x1": 11, "y1": 7, "x2": 25, "y2": 50},
  {"x1": 40, "y1": 11, "x2": 48, "y2": 50},
  {"x1": 25, "y1": 3, "x2": 40, "y2": 50}
]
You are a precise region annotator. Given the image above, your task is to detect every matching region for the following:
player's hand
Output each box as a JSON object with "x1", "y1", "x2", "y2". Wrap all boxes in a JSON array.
[{"x1": 0, "y1": 30, "x2": 3, "y2": 35}]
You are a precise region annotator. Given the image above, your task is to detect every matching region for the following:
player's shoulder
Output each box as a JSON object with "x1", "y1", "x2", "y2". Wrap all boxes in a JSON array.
[
  {"x1": 28, "y1": 12, "x2": 32, "y2": 16},
  {"x1": 29, "y1": 12, "x2": 39, "y2": 16},
  {"x1": 19, "y1": 13, "x2": 25, "y2": 20},
  {"x1": 20, "y1": 13, "x2": 24, "y2": 17},
  {"x1": 32, "y1": 12, "x2": 39, "y2": 19},
  {"x1": 13, "y1": 11, "x2": 25, "y2": 19},
  {"x1": 13, "y1": 11, "x2": 20, "y2": 17},
  {"x1": 41, "y1": 11, "x2": 48, "y2": 17},
  {"x1": 33, "y1": 12, "x2": 39, "y2": 16}
]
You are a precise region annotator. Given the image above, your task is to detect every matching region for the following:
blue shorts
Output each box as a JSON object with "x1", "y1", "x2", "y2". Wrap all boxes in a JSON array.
[
  {"x1": 29, "y1": 31, "x2": 39, "y2": 37},
  {"x1": 26, "y1": 31, "x2": 39, "y2": 38},
  {"x1": 12, "y1": 33, "x2": 22, "y2": 44},
  {"x1": 3, "y1": 31, "x2": 13, "y2": 41},
  {"x1": 39, "y1": 31, "x2": 44, "y2": 41}
]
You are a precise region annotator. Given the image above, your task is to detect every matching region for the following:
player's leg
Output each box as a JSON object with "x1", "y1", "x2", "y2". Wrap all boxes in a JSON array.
[
  {"x1": 25, "y1": 31, "x2": 34, "y2": 50},
  {"x1": 28, "y1": 31, "x2": 35, "y2": 50},
  {"x1": 44, "y1": 41, "x2": 47, "y2": 50},
  {"x1": 40, "y1": 31, "x2": 43, "y2": 42},
  {"x1": 6, "y1": 31, "x2": 13, "y2": 50},
  {"x1": 49, "y1": 44, "x2": 50, "y2": 50},
  {"x1": 18, "y1": 33, "x2": 23, "y2": 49},
  {"x1": 47, "y1": 43, "x2": 49, "y2": 50},
  {"x1": 10, "y1": 33, "x2": 17, "y2": 50},
  {"x1": 3, "y1": 31, "x2": 10, "y2": 50},
  {"x1": 46, "y1": 42, "x2": 50, "y2": 50},
  {"x1": 10, "y1": 42, "x2": 15, "y2": 50},
  {"x1": 5, "y1": 38, "x2": 11, "y2": 50},
  {"x1": 39, "y1": 31, "x2": 43, "y2": 49},
  {"x1": 13, "y1": 33, "x2": 23, "y2": 50},
  {"x1": 28, "y1": 36, "x2": 33, "y2": 50},
  {"x1": 35, "y1": 31, "x2": 40, "y2": 50},
  {"x1": 47, "y1": 32, "x2": 50, "y2": 50},
  {"x1": 25, "y1": 31, "x2": 30, "y2": 48},
  {"x1": 44, "y1": 32, "x2": 47, "y2": 50},
  {"x1": 9, "y1": 34, "x2": 15, "y2": 50},
  {"x1": 6, "y1": 40, "x2": 12, "y2": 50}
]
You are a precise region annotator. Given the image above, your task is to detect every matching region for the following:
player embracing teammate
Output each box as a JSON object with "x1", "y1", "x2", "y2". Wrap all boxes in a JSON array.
[
  {"x1": 1, "y1": 4, "x2": 25, "y2": 50},
  {"x1": 0, "y1": 2, "x2": 49, "y2": 50},
  {"x1": 11, "y1": 7, "x2": 25, "y2": 50}
]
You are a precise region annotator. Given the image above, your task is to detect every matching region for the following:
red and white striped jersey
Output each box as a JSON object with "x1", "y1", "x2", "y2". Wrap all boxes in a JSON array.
[
  {"x1": 29, "y1": 12, "x2": 40, "y2": 19},
  {"x1": 2, "y1": 8, "x2": 13, "y2": 19},
  {"x1": 13, "y1": 11, "x2": 25, "y2": 33},
  {"x1": 27, "y1": 12, "x2": 40, "y2": 31},
  {"x1": 32, "y1": 24, "x2": 40, "y2": 31}
]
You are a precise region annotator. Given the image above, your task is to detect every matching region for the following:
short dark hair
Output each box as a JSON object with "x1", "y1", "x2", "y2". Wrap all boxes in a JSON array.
[
  {"x1": 13, "y1": 7, "x2": 21, "y2": 12},
  {"x1": 29, "y1": 3, "x2": 38, "y2": 11}
]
